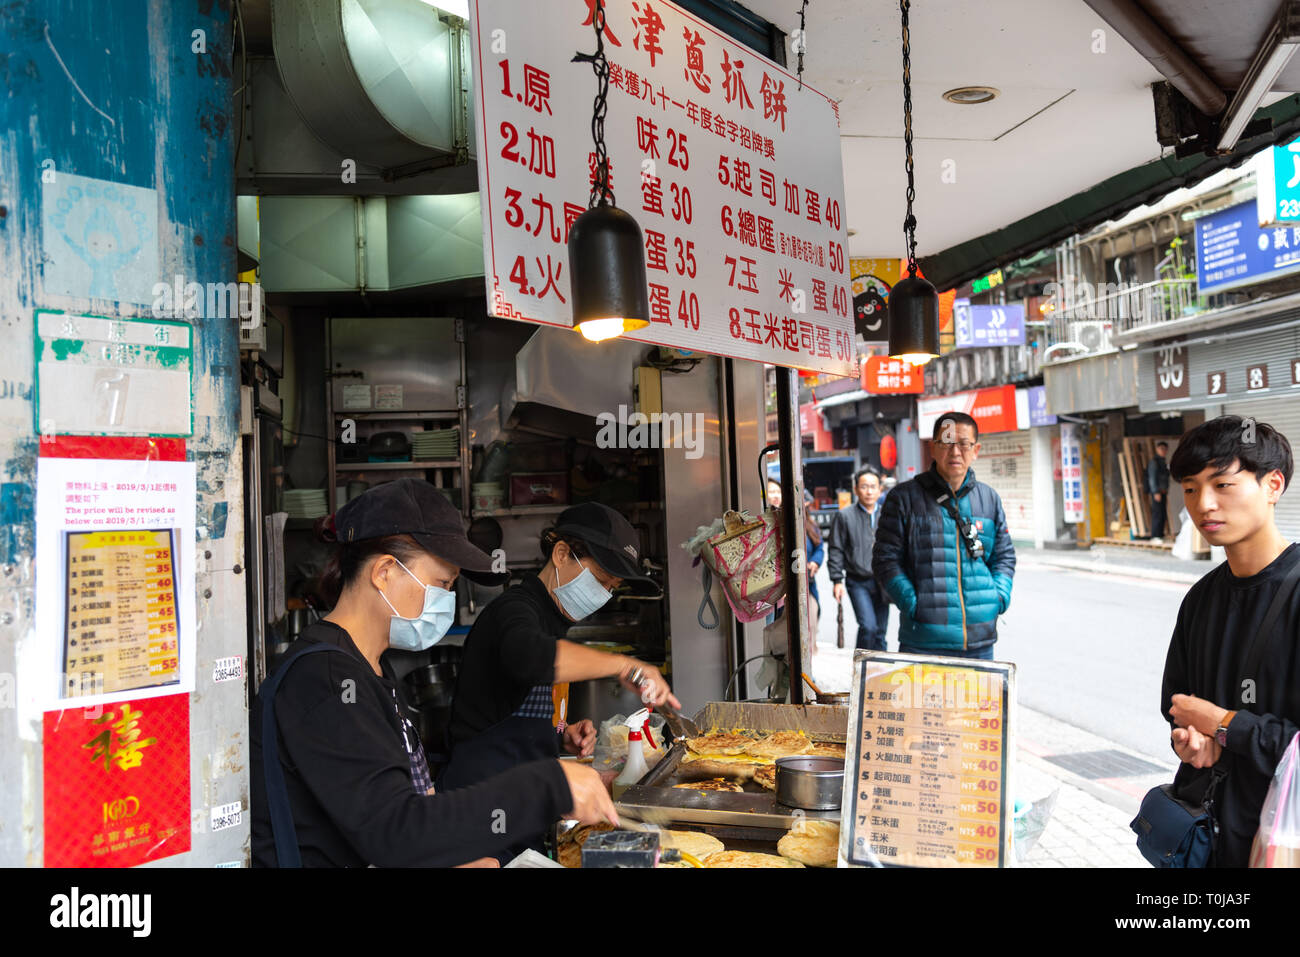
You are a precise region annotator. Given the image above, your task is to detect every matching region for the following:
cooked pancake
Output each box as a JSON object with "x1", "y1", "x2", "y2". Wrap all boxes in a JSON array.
[
  {"x1": 672, "y1": 778, "x2": 744, "y2": 792},
  {"x1": 777, "y1": 819, "x2": 840, "y2": 868},
  {"x1": 685, "y1": 731, "x2": 752, "y2": 755},
  {"x1": 660, "y1": 829, "x2": 725, "y2": 859},
  {"x1": 677, "y1": 758, "x2": 758, "y2": 781},
  {"x1": 745, "y1": 730, "x2": 814, "y2": 760},
  {"x1": 703, "y1": 850, "x2": 805, "y2": 868},
  {"x1": 809, "y1": 741, "x2": 847, "y2": 758},
  {"x1": 556, "y1": 821, "x2": 616, "y2": 868},
  {"x1": 557, "y1": 842, "x2": 583, "y2": 868},
  {"x1": 752, "y1": 763, "x2": 778, "y2": 791}
]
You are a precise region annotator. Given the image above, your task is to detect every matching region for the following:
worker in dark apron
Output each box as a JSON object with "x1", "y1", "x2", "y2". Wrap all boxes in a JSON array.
[
  {"x1": 439, "y1": 502, "x2": 679, "y2": 860},
  {"x1": 250, "y1": 480, "x2": 617, "y2": 867}
]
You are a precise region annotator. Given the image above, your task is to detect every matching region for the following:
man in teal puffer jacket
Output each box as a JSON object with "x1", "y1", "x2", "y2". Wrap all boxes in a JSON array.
[{"x1": 871, "y1": 412, "x2": 1016, "y2": 659}]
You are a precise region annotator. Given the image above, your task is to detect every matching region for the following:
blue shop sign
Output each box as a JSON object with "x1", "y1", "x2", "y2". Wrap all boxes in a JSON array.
[
  {"x1": 1027, "y1": 385, "x2": 1056, "y2": 427},
  {"x1": 1195, "y1": 199, "x2": 1300, "y2": 294},
  {"x1": 954, "y1": 302, "x2": 1024, "y2": 348}
]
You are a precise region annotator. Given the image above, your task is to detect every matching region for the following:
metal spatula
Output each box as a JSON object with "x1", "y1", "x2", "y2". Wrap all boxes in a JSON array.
[{"x1": 655, "y1": 700, "x2": 700, "y2": 740}]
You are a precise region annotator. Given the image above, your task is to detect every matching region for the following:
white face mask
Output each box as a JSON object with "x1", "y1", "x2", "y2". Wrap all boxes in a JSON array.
[
  {"x1": 377, "y1": 558, "x2": 456, "y2": 651},
  {"x1": 553, "y1": 556, "x2": 612, "y2": 621}
]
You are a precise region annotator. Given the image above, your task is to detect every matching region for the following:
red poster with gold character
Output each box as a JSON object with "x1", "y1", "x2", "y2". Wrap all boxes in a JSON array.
[{"x1": 43, "y1": 692, "x2": 190, "y2": 866}]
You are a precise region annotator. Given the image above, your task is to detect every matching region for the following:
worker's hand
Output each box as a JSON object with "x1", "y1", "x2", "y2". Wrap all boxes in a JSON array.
[
  {"x1": 807, "y1": 561, "x2": 819, "y2": 578},
  {"x1": 620, "y1": 661, "x2": 681, "y2": 710},
  {"x1": 1169, "y1": 693, "x2": 1228, "y2": 737},
  {"x1": 1154, "y1": 492, "x2": 1163, "y2": 502},
  {"x1": 559, "y1": 760, "x2": 619, "y2": 827},
  {"x1": 629, "y1": 665, "x2": 681, "y2": 712},
  {"x1": 1172, "y1": 725, "x2": 1222, "y2": 768},
  {"x1": 453, "y1": 857, "x2": 501, "y2": 868},
  {"x1": 832, "y1": 582, "x2": 844, "y2": 603},
  {"x1": 562, "y1": 718, "x2": 597, "y2": 757}
]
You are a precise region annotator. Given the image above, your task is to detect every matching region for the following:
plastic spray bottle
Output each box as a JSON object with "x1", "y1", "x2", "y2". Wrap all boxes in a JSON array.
[{"x1": 612, "y1": 708, "x2": 656, "y2": 800}]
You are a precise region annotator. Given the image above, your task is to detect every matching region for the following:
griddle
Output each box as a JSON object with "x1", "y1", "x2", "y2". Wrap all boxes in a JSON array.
[{"x1": 616, "y1": 701, "x2": 848, "y2": 831}]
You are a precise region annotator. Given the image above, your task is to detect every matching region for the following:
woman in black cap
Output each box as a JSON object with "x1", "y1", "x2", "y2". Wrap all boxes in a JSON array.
[
  {"x1": 440, "y1": 502, "x2": 679, "y2": 853},
  {"x1": 250, "y1": 479, "x2": 617, "y2": 867}
]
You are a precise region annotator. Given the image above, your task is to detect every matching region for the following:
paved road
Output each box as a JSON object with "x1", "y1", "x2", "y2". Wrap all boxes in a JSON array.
[
  {"x1": 999, "y1": 559, "x2": 1192, "y2": 763},
  {"x1": 810, "y1": 556, "x2": 1196, "y2": 763}
]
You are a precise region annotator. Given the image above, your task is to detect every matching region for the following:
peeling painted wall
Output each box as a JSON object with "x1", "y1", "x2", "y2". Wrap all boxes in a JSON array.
[{"x1": 0, "y1": 0, "x2": 249, "y2": 866}]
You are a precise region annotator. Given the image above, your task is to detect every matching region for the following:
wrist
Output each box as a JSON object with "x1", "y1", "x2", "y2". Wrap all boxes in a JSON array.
[
  {"x1": 1214, "y1": 710, "x2": 1236, "y2": 747},
  {"x1": 620, "y1": 658, "x2": 644, "y2": 683}
]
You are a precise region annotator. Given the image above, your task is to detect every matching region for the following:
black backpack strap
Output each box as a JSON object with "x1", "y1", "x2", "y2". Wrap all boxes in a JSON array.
[
  {"x1": 1235, "y1": 551, "x2": 1300, "y2": 712},
  {"x1": 261, "y1": 642, "x2": 353, "y2": 868},
  {"x1": 920, "y1": 474, "x2": 981, "y2": 561}
]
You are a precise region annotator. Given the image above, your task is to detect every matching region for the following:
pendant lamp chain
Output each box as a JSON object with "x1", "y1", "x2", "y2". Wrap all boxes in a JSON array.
[
  {"x1": 796, "y1": 0, "x2": 809, "y2": 91},
  {"x1": 575, "y1": 0, "x2": 615, "y2": 209},
  {"x1": 901, "y1": 0, "x2": 918, "y2": 279}
]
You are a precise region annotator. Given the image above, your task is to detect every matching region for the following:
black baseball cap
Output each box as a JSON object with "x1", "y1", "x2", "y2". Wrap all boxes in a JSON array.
[
  {"x1": 553, "y1": 502, "x2": 652, "y2": 584},
  {"x1": 334, "y1": 479, "x2": 505, "y2": 584}
]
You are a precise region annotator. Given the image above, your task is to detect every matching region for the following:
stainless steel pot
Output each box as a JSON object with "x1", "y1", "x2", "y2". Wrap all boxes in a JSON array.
[
  {"x1": 813, "y1": 691, "x2": 851, "y2": 706},
  {"x1": 775, "y1": 755, "x2": 845, "y2": 810}
]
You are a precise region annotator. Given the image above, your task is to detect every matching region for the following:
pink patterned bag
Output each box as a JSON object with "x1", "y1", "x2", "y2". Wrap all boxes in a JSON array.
[{"x1": 701, "y1": 509, "x2": 786, "y2": 623}]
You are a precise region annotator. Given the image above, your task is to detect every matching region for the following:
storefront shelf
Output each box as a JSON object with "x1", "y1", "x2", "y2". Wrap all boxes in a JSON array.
[
  {"x1": 336, "y1": 460, "x2": 461, "y2": 471},
  {"x1": 332, "y1": 411, "x2": 460, "y2": 421}
]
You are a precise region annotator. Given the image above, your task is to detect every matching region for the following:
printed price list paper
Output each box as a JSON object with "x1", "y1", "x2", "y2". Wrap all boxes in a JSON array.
[
  {"x1": 843, "y1": 654, "x2": 1015, "y2": 868},
  {"x1": 469, "y1": 0, "x2": 854, "y2": 375},
  {"x1": 33, "y1": 456, "x2": 197, "y2": 713},
  {"x1": 63, "y1": 529, "x2": 180, "y2": 697}
]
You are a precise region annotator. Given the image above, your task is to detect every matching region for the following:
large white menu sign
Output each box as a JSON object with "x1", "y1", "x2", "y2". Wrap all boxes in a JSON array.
[{"x1": 470, "y1": 0, "x2": 855, "y2": 376}]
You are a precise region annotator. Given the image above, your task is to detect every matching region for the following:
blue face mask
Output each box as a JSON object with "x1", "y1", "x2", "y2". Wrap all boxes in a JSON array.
[
  {"x1": 378, "y1": 558, "x2": 456, "y2": 651},
  {"x1": 553, "y1": 556, "x2": 613, "y2": 621}
]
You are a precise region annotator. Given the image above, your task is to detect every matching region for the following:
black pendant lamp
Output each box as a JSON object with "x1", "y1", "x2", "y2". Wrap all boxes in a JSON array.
[
  {"x1": 568, "y1": 0, "x2": 650, "y2": 342},
  {"x1": 887, "y1": 0, "x2": 939, "y2": 365}
]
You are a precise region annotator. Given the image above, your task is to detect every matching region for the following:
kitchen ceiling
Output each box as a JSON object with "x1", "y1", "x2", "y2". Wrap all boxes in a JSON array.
[{"x1": 237, "y1": 0, "x2": 1300, "y2": 287}]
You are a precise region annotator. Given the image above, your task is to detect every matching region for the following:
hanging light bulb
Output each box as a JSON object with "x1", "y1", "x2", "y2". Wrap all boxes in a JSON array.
[
  {"x1": 568, "y1": 0, "x2": 650, "y2": 342},
  {"x1": 887, "y1": 0, "x2": 939, "y2": 365}
]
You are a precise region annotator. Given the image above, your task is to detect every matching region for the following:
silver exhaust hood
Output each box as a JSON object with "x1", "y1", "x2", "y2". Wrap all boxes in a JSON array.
[{"x1": 501, "y1": 326, "x2": 653, "y2": 442}]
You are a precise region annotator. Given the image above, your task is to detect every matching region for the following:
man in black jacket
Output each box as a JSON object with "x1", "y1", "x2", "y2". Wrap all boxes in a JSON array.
[
  {"x1": 1161, "y1": 416, "x2": 1299, "y2": 867},
  {"x1": 829, "y1": 468, "x2": 890, "y2": 650},
  {"x1": 1147, "y1": 441, "x2": 1171, "y2": 542}
]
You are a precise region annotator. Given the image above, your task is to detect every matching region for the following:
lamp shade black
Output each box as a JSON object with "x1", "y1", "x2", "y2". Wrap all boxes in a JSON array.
[
  {"x1": 567, "y1": 203, "x2": 651, "y2": 341},
  {"x1": 886, "y1": 273, "x2": 940, "y2": 363}
]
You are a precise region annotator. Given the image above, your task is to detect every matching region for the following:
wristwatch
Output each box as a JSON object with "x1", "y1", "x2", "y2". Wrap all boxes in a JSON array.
[{"x1": 1214, "y1": 710, "x2": 1235, "y2": 747}]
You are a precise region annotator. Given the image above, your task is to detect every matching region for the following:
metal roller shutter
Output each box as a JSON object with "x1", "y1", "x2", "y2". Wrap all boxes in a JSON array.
[
  {"x1": 974, "y1": 431, "x2": 1036, "y2": 542},
  {"x1": 1222, "y1": 397, "x2": 1300, "y2": 541}
]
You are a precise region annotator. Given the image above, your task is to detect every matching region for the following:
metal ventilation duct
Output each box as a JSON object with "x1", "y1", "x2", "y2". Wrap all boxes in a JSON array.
[{"x1": 270, "y1": 0, "x2": 472, "y2": 170}]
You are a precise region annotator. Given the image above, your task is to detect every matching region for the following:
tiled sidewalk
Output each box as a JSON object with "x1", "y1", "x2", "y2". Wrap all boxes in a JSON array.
[
  {"x1": 810, "y1": 574, "x2": 1168, "y2": 868},
  {"x1": 1014, "y1": 706, "x2": 1169, "y2": 868}
]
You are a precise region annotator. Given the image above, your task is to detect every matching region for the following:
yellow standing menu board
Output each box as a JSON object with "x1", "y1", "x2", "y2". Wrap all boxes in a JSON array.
[
  {"x1": 842, "y1": 653, "x2": 1015, "y2": 867},
  {"x1": 63, "y1": 529, "x2": 180, "y2": 697}
]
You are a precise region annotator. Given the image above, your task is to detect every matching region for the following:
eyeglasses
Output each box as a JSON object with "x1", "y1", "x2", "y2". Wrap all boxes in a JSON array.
[{"x1": 936, "y1": 439, "x2": 976, "y2": 451}]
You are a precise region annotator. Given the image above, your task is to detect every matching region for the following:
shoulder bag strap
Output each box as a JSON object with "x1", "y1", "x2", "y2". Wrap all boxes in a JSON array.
[
  {"x1": 927, "y1": 483, "x2": 979, "y2": 559},
  {"x1": 261, "y1": 642, "x2": 353, "y2": 868}
]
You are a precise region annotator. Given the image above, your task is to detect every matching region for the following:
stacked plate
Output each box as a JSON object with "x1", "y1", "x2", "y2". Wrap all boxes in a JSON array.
[
  {"x1": 284, "y1": 488, "x2": 328, "y2": 519},
  {"x1": 412, "y1": 428, "x2": 459, "y2": 462}
]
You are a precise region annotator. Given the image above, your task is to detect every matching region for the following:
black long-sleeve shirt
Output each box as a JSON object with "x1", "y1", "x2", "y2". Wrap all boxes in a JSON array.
[
  {"x1": 1147, "y1": 455, "x2": 1170, "y2": 495},
  {"x1": 250, "y1": 620, "x2": 570, "y2": 867},
  {"x1": 1161, "y1": 543, "x2": 1300, "y2": 867},
  {"x1": 449, "y1": 574, "x2": 568, "y2": 744}
]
